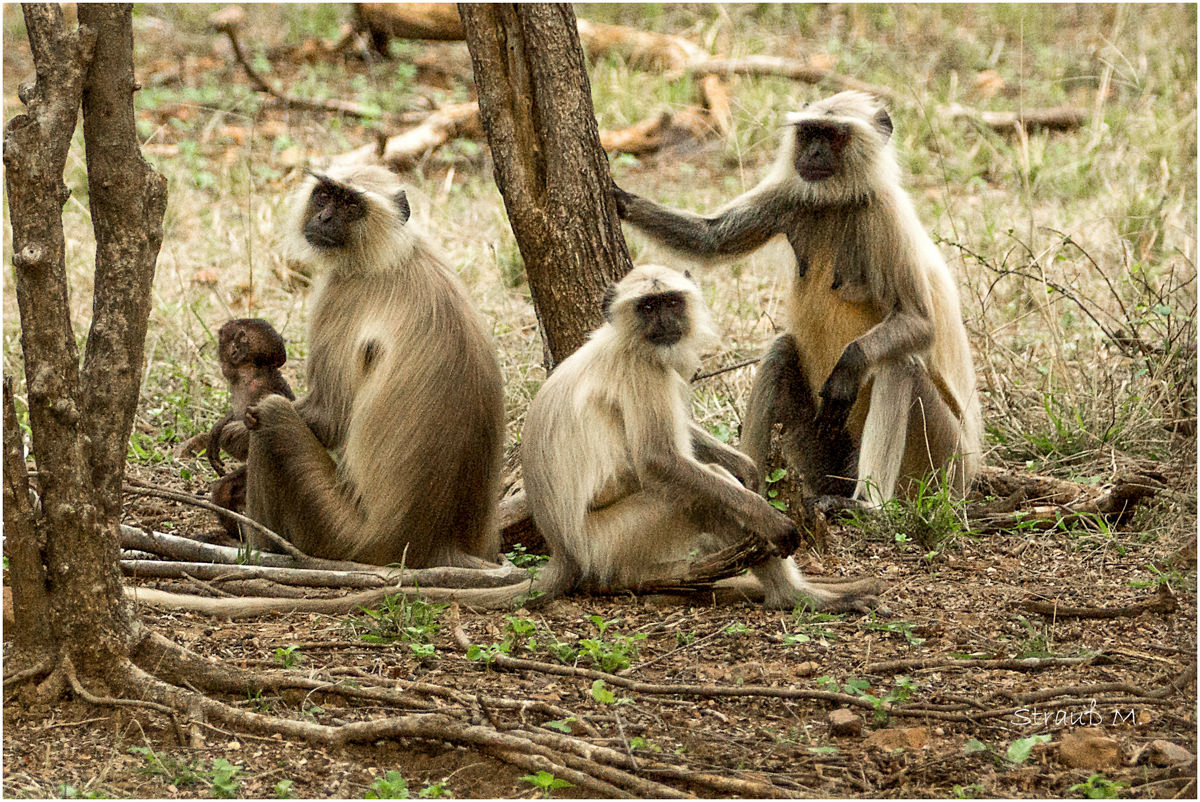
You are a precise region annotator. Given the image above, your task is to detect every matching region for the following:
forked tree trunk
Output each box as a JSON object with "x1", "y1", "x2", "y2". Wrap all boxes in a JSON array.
[
  {"x1": 3, "y1": 3, "x2": 167, "y2": 679},
  {"x1": 459, "y1": 2, "x2": 631, "y2": 366}
]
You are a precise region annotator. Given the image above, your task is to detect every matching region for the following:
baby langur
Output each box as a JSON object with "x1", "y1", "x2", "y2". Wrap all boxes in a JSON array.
[
  {"x1": 208, "y1": 318, "x2": 294, "y2": 477},
  {"x1": 521, "y1": 264, "x2": 875, "y2": 611},
  {"x1": 614, "y1": 91, "x2": 982, "y2": 507},
  {"x1": 239, "y1": 164, "x2": 504, "y2": 568},
  {"x1": 206, "y1": 318, "x2": 295, "y2": 539}
]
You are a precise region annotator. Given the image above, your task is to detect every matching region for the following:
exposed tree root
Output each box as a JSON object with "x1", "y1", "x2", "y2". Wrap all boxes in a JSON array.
[{"x1": 106, "y1": 628, "x2": 713, "y2": 798}]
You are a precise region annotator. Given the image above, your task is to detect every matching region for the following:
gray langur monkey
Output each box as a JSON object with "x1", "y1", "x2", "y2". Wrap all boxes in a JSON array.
[
  {"x1": 613, "y1": 91, "x2": 982, "y2": 507},
  {"x1": 237, "y1": 164, "x2": 505, "y2": 568},
  {"x1": 520, "y1": 264, "x2": 876, "y2": 611}
]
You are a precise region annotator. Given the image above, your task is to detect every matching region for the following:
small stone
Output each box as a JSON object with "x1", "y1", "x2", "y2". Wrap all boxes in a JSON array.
[
  {"x1": 1134, "y1": 740, "x2": 1194, "y2": 767},
  {"x1": 725, "y1": 661, "x2": 767, "y2": 682},
  {"x1": 1058, "y1": 731, "x2": 1121, "y2": 771},
  {"x1": 793, "y1": 661, "x2": 819, "y2": 678},
  {"x1": 864, "y1": 726, "x2": 929, "y2": 752},
  {"x1": 827, "y1": 708, "x2": 862, "y2": 737}
]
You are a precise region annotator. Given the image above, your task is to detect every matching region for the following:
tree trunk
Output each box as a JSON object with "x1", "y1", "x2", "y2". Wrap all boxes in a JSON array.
[
  {"x1": 459, "y1": 2, "x2": 631, "y2": 366},
  {"x1": 3, "y1": 3, "x2": 167, "y2": 678}
]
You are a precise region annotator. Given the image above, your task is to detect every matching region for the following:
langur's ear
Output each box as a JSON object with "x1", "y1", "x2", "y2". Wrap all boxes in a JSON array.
[
  {"x1": 394, "y1": 190, "x2": 411, "y2": 223},
  {"x1": 601, "y1": 283, "x2": 619, "y2": 322},
  {"x1": 873, "y1": 107, "x2": 893, "y2": 142},
  {"x1": 683, "y1": 270, "x2": 694, "y2": 283}
]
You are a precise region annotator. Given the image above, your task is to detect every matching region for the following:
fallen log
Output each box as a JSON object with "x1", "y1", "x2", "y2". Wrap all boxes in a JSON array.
[
  {"x1": 575, "y1": 18, "x2": 706, "y2": 71},
  {"x1": 944, "y1": 102, "x2": 1087, "y2": 132},
  {"x1": 356, "y1": 2, "x2": 465, "y2": 43}
]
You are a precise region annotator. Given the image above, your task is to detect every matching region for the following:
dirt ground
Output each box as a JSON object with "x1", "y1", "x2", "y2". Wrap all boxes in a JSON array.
[
  {"x1": 3, "y1": 4, "x2": 1197, "y2": 799},
  {"x1": 5, "y1": 457, "x2": 1196, "y2": 799}
]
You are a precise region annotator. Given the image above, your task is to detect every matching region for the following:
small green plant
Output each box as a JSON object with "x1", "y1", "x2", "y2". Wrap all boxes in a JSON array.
[
  {"x1": 349, "y1": 595, "x2": 446, "y2": 646},
  {"x1": 629, "y1": 736, "x2": 662, "y2": 753},
  {"x1": 248, "y1": 688, "x2": 277, "y2": 713},
  {"x1": 1013, "y1": 616, "x2": 1055, "y2": 659},
  {"x1": 791, "y1": 607, "x2": 843, "y2": 640},
  {"x1": 366, "y1": 770, "x2": 410, "y2": 799},
  {"x1": 952, "y1": 783, "x2": 987, "y2": 798},
  {"x1": 274, "y1": 779, "x2": 295, "y2": 798},
  {"x1": 521, "y1": 771, "x2": 573, "y2": 798},
  {"x1": 273, "y1": 644, "x2": 303, "y2": 668},
  {"x1": 207, "y1": 758, "x2": 243, "y2": 799},
  {"x1": 724, "y1": 621, "x2": 753, "y2": 636},
  {"x1": 590, "y1": 678, "x2": 631, "y2": 705},
  {"x1": 465, "y1": 641, "x2": 510, "y2": 664},
  {"x1": 128, "y1": 747, "x2": 242, "y2": 797},
  {"x1": 575, "y1": 615, "x2": 646, "y2": 672},
  {"x1": 1006, "y1": 734, "x2": 1052, "y2": 764},
  {"x1": 1069, "y1": 773, "x2": 1126, "y2": 799},
  {"x1": 847, "y1": 472, "x2": 973, "y2": 553},
  {"x1": 504, "y1": 615, "x2": 539, "y2": 652},
  {"x1": 865, "y1": 618, "x2": 927, "y2": 646},
  {"x1": 675, "y1": 630, "x2": 696, "y2": 646},
  {"x1": 418, "y1": 781, "x2": 450, "y2": 798},
  {"x1": 764, "y1": 467, "x2": 789, "y2": 511},
  {"x1": 962, "y1": 738, "x2": 990, "y2": 755},
  {"x1": 505, "y1": 543, "x2": 549, "y2": 568}
]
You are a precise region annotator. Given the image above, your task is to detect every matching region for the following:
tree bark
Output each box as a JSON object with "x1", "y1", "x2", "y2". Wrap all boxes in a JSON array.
[
  {"x1": 3, "y1": 3, "x2": 167, "y2": 676},
  {"x1": 459, "y1": 3, "x2": 631, "y2": 366}
]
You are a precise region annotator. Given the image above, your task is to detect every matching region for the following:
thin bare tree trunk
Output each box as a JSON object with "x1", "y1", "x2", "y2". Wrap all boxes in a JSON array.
[
  {"x1": 459, "y1": 2, "x2": 631, "y2": 366},
  {"x1": 3, "y1": 3, "x2": 167, "y2": 676}
]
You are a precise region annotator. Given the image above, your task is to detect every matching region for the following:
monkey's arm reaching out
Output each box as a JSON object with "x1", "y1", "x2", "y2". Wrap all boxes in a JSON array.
[{"x1": 614, "y1": 183, "x2": 796, "y2": 258}]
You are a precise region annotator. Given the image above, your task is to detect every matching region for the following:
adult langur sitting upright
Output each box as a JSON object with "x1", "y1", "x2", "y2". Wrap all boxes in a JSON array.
[
  {"x1": 518, "y1": 264, "x2": 877, "y2": 612},
  {"x1": 614, "y1": 90, "x2": 982, "y2": 508},
  {"x1": 231, "y1": 164, "x2": 505, "y2": 569}
]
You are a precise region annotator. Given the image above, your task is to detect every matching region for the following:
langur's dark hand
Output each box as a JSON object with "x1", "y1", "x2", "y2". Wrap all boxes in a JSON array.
[{"x1": 819, "y1": 341, "x2": 866, "y2": 406}]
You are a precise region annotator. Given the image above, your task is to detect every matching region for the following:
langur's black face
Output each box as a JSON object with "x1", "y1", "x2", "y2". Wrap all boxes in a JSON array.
[
  {"x1": 792, "y1": 120, "x2": 850, "y2": 182},
  {"x1": 303, "y1": 177, "x2": 368, "y2": 249},
  {"x1": 635, "y1": 290, "x2": 689, "y2": 346}
]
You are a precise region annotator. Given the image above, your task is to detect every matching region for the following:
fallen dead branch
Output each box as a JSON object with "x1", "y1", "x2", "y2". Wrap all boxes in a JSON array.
[
  {"x1": 1018, "y1": 584, "x2": 1178, "y2": 619},
  {"x1": 863, "y1": 654, "x2": 1110, "y2": 675},
  {"x1": 944, "y1": 102, "x2": 1087, "y2": 132},
  {"x1": 598, "y1": 108, "x2": 716, "y2": 155},
  {"x1": 973, "y1": 466, "x2": 1163, "y2": 531},
  {"x1": 332, "y1": 101, "x2": 482, "y2": 170},
  {"x1": 575, "y1": 18, "x2": 706, "y2": 71},
  {"x1": 123, "y1": 559, "x2": 396, "y2": 589},
  {"x1": 124, "y1": 480, "x2": 309, "y2": 560},
  {"x1": 120, "y1": 525, "x2": 524, "y2": 587},
  {"x1": 687, "y1": 56, "x2": 896, "y2": 101}
]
